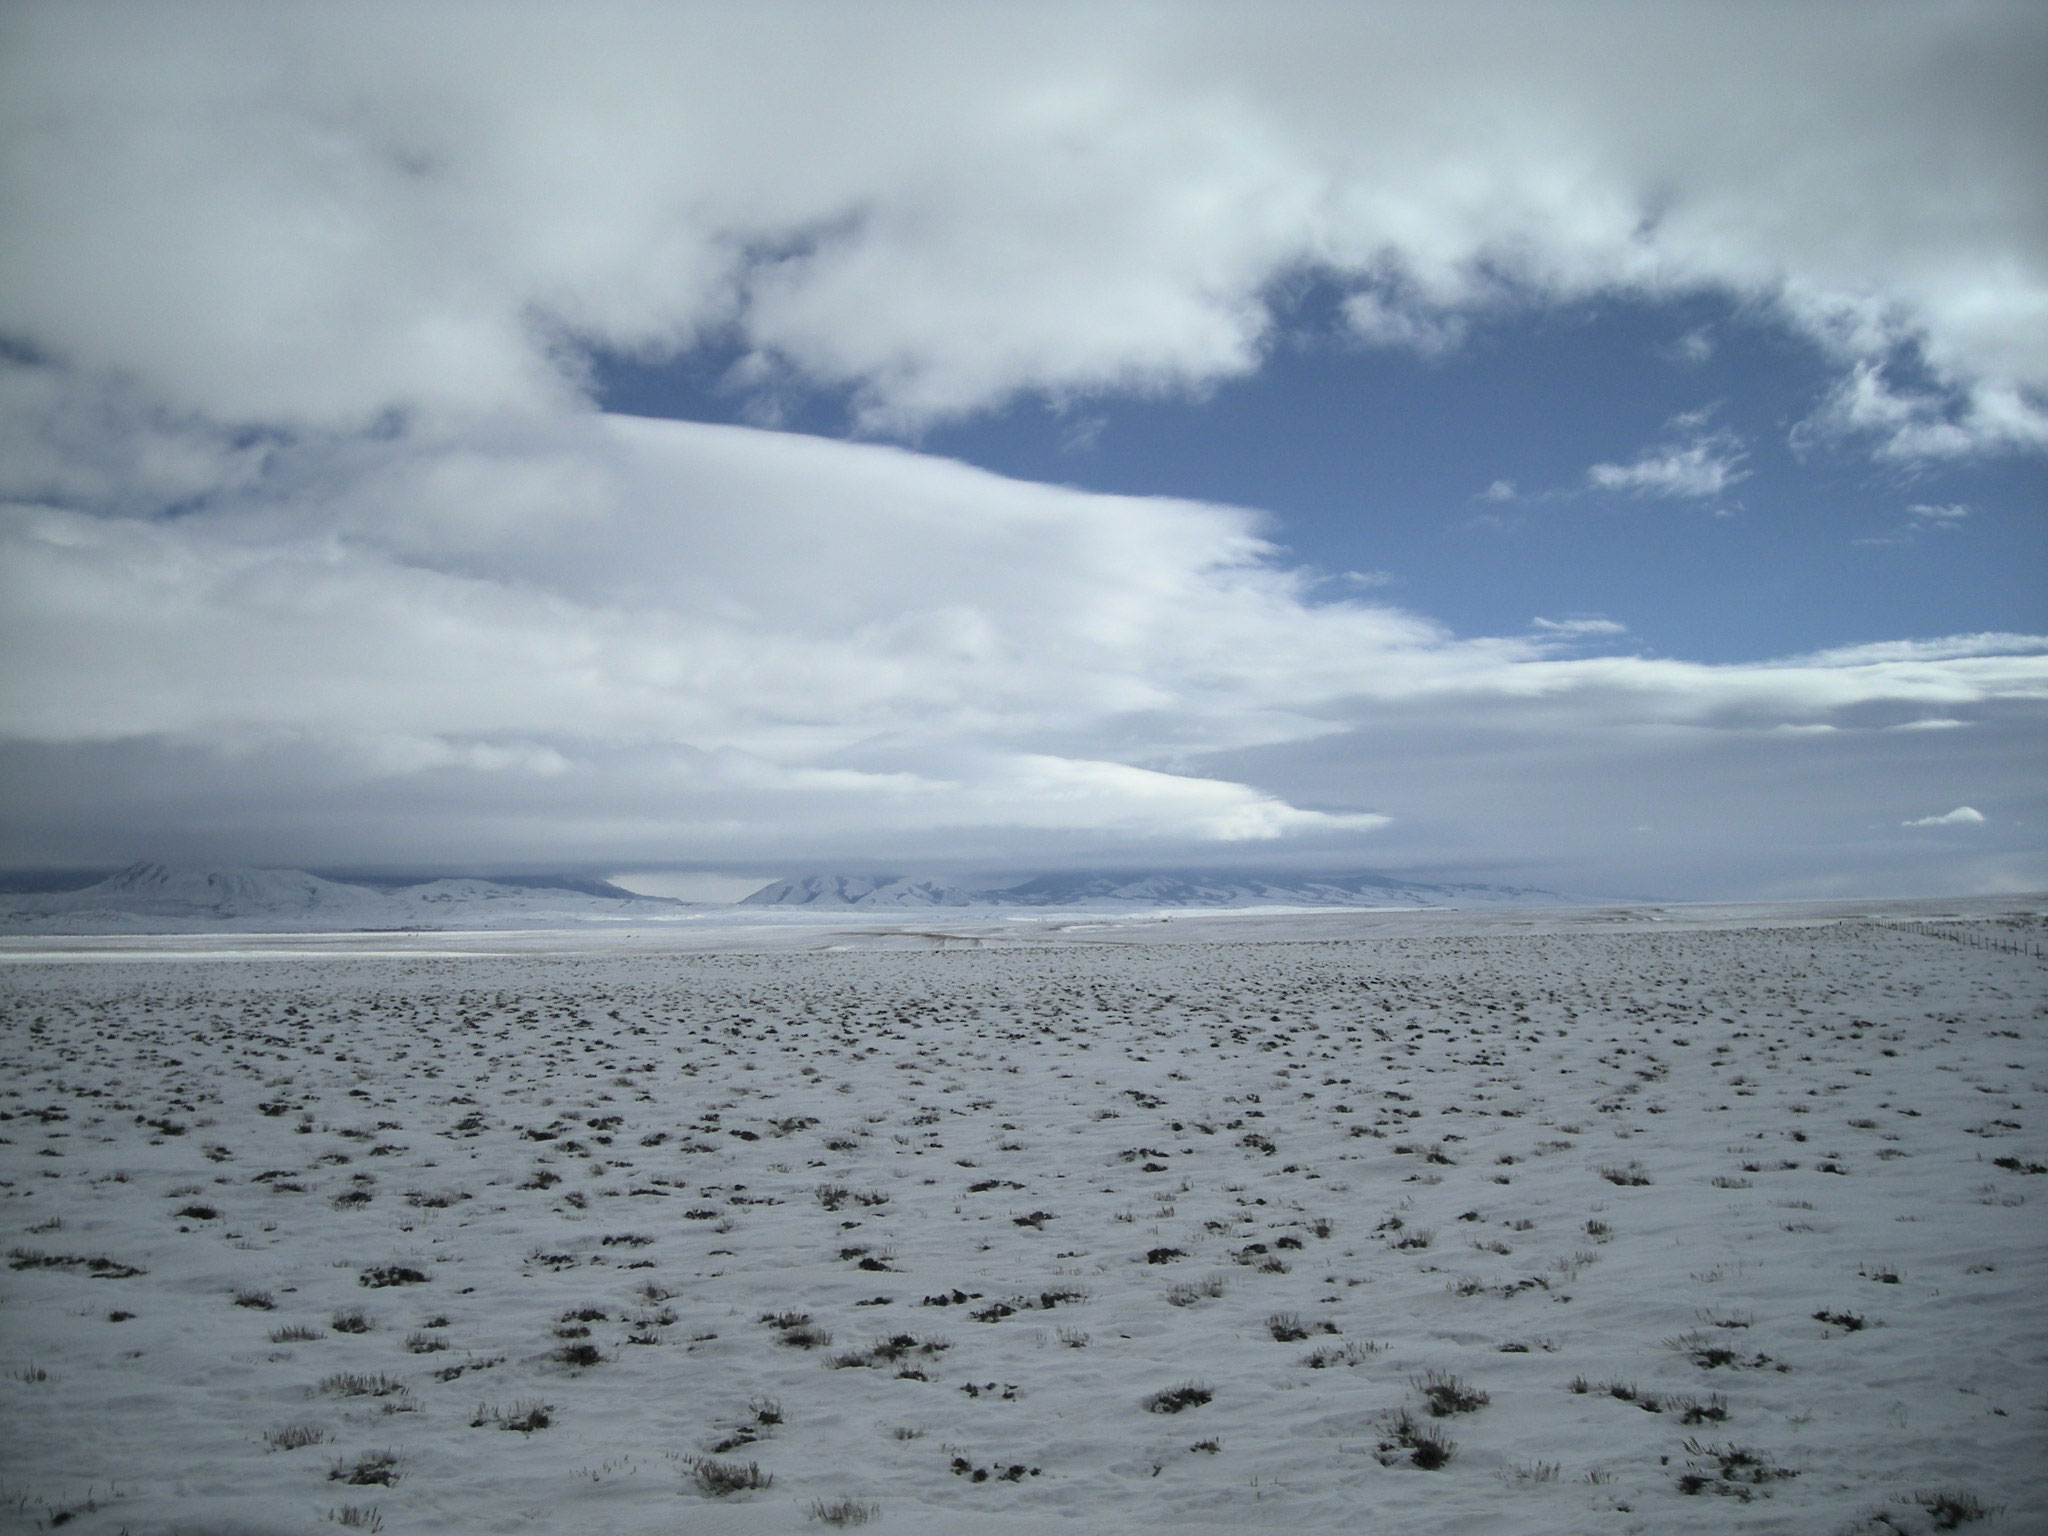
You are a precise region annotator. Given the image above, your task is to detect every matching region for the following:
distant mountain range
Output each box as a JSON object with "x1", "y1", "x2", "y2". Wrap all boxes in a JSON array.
[
  {"x1": 0, "y1": 862, "x2": 687, "y2": 934},
  {"x1": 0, "y1": 861, "x2": 1571, "y2": 934},
  {"x1": 738, "y1": 870, "x2": 1564, "y2": 910}
]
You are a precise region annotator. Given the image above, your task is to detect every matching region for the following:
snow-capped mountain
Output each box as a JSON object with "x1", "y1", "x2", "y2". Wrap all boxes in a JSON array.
[
  {"x1": 0, "y1": 862, "x2": 1571, "y2": 933},
  {"x1": 0, "y1": 863, "x2": 688, "y2": 934},
  {"x1": 737, "y1": 874, "x2": 980, "y2": 908},
  {"x1": 739, "y1": 869, "x2": 1564, "y2": 909},
  {"x1": 8, "y1": 862, "x2": 405, "y2": 926}
]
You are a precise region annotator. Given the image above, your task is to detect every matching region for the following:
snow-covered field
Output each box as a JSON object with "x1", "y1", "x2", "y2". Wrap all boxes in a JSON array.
[{"x1": 1, "y1": 904, "x2": 2043, "y2": 1535}]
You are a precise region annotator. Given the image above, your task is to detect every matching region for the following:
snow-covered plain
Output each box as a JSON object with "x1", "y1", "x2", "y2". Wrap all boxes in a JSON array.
[{"x1": 1, "y1": 902, "x2": 2044, "y2": 1536}]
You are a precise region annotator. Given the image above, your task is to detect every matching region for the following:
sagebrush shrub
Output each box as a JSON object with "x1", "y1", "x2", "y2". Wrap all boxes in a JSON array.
[
  {"x1": 1143, "y1": 1381, "x2": 1213, "y2": 1414},
  {"x1": 690, "y1": 1456, "x2": 773, "y2": 1495},
  {"x1": 1414, "y1": 1369, "x2": 1489, "y2": 1416}
]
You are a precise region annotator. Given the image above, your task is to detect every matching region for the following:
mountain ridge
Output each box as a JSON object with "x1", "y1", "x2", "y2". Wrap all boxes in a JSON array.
[
  {"x1": 738, "y1": 869, "x2": 1566, "y2": 910},
  {"x1": 0, "y1": 862, "x2": 688, "y2": 934},
  {"x1": 0, "y1": 862, "x2": 1579, "y2": 934}
]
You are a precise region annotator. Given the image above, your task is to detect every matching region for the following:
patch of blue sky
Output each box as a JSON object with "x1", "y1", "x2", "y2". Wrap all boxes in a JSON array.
[{"x1": 595, "y1": 286, "x2": 2044, "y2": 667}]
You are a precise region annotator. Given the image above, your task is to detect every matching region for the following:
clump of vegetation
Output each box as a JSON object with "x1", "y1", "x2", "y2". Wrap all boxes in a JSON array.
[
  {"x1": 1598, "y1": 1161, "x2": 1653, "y2": 1186},
  {"x1": 266, "y1": 1422, "x2": 328, "y2": 1451},
  {"x1": 686, "y1": 1456, "x2": 774, "y2": 1496},
  {"x1": 1377, "y1": 1407, "x2": 1456, "y2": 1469},
  {"x1": 8, "y1": 1248, "x2": 146, "y2": 1278},
  {"x1": 270, "y1": 1323, "x2": 321, "y2": 1342},
  {"x1": 809, "y1": 1497, "x2": 880, "y2": 1526},
  {"x1": 1675, "y1": 1438, "x2": 1798, "y2": 1499},
  {"x1": 358, "y1": 1265, "x2": 428, "y2": 1288},
  {"x1": 1163, "y1": 1275, "x2": 1227, "y2": 1306},
  {"x1": 320, "y1": 1372, "x2": 408, "y2": 1398},
  {"x1": 405, "y1": 1189, "x2": 470, "y2": 1209},
  {"x1": 1568, "y1": 1376, "x2": 1665, "y2": 1411},
  {"x1": 331, "y1": 1308, "x2": 374, "y2": 1334},
  {"x1": 504, "y1": 1399, "x2": 554, "y2": 1432},
  {"x1": 762, "y1": 1311, "x2": 833, "y2": 1349},
  {"x1": 471, "y1": 1399, "x2": 553, "y2": 1431},
  {"x1": 1675, "y1": 1393, "x2": 1730, "y2": 1424},
  {"x1": 1143, "y1": 1381, "x2": 1213, "y2": 1414},
  {"x1": 1666, "y1": 1329, "x2": 1775, "y2": 1370},
  {"x1": 949, "y1": 1455, "x2": 1037, "y2": 1482},
  {"x1": 328, "y1": 1450, "x2": 401, "y2": 1487},
  {"x1": 1880, "y1": 1489, "x2": 2002, "y2": 1529},
  {"x1": 833, "y1": 1332, "x2": 952, "y2": 1371},
  {"x1": 1414, "y1": 1369, "x2": 1489, "y2": 1416},
  {"x1": 1302, "y1": 1341, "x2": 1380, "y2": 1369}
]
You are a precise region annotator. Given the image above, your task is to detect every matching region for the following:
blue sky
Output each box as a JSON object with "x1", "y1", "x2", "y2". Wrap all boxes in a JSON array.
[
  {"x1": 0, "y1": 2, "x2": 2042, "y2": 899},
  {"x1": 602, "y1": 286, "x2": 2046, "y2": 667}
]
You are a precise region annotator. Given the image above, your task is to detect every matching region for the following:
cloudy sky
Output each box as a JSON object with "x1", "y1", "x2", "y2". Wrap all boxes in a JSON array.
[{"x1": 2, "y1": 0, "x2": 2043, "y2": 900}]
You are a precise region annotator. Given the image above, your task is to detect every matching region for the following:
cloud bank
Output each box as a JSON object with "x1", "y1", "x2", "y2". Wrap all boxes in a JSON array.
[
  {"x1": 3, "y1": 1, "x2": 2043, "y2": 447},
  {"x1": 4, "y1": 415, "x2": 2043, "y2": 886},
  {"x1": 0, "y1": 2, "x2": 2044, "y2": 893}
]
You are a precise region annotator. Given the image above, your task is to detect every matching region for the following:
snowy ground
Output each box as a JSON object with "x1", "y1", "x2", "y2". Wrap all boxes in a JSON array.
[{"x1": 1, "y1": 903, "x2": 2044, "y2": 1535}]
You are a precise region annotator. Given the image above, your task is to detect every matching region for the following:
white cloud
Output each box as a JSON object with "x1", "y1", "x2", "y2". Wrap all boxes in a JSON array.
[
  {"x1": 1783, "y1": 634, "x2": 2045, "y2": 667},
  {"x1": 1666, "y1": 328, "x2": 1715, "y2": 365},
  {"x1": 0, "y1": 4, "x2": 2043, "y2": 888},
  {"x1": 1903, "y1": 806, "x2": 1986, "y2": 827},
  {"x1": 1802, "y1": 364, "x2": 2048, "y2": 459},
  {"x1": 1855, "y1": 499, "x2": 1975, "y2": 547},
  {"x1": 1531, "y1": 617, "x2": 1627, "y2": 637},
  {"x1": 1802, "y1": 364, "x2": 2039, "y2": 460},
  {"x1": 1342, "y1": 291, "x2": 1471, "y2": 357},
  {"x1": 1587, "y1": 420, "x2": 1748, "y2": 499},
  {"x1": 1907, "y1": 502, "x2": 1969, "y2": 527},
  {"x1": 0, "y1": 3, "x2": 2040, "y2": 445},
  {"x1": 1, "y1": 414, "x2": 2042, "y2": 874}
]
